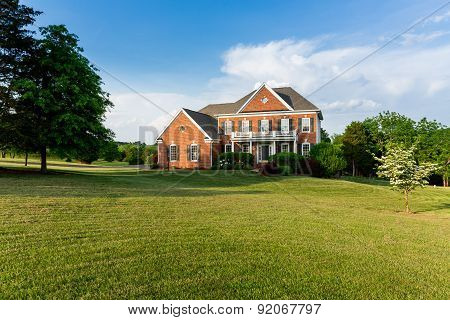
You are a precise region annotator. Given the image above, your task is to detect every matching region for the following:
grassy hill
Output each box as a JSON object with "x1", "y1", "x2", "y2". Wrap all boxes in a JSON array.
[{"x1": 0, "y1": 164, "x2": 448, "y2": 299}]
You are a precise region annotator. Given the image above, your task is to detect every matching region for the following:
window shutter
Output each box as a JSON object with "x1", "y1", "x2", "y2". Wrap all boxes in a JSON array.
[
  {"x1": 231, "y1": 121, "x2": 234, "y2": 132},
  {"x1": 277, "y1": 119, "x2": 281, "y2": 131},
  {"x1": 197, "y1": 145, "x2": 201, "y2": 161},
  {"x1": 221, "y1": 121, "x2": 225, "y2": 134},
  {"x1": 176, "y1": 145, "x2": 179, "y2": 161},
  {"x1": 289, "y1": 118, "x2": 293, "y2": 131},
  {"x1": 269, "y1": 120, "x2": 272, "y2": 131},
  {"x1": 249, "y1": 120, "x2": 252, "y2": 131},
  {"x1": 166, "y1": 146, "x2": 170, "y2": 162},
  {"x1": 238, "y1": 120, "x2": 242, "y2": 132},
  {"x1": 258, "y1": 120, "x2": 261, "y2": 132},
  {"x1": 298, "y1": 118, "x2": 301, "y2": 130},
  {"x1": 310, "y1": 117, "x2": 315, "y2": 132},
  {"x1": 187, "y1": 145, "x2": 190, "y2": 160}
]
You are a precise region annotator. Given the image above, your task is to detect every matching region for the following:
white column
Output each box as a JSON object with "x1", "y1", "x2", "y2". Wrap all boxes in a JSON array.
[
  {"x1": 231, "y1": 141, "x2": 234, "y2": 152},
  {"x1": 272, "y1": 140, "x2": 276, "y2": 155},
  {"x1": 249, "y1": 140, "x2": 252, "y2": 155}
]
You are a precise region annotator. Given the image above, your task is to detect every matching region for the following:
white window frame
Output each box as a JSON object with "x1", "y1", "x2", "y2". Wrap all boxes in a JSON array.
[
  {"x1": 242, "y1": 143, "x2": 250, "y2": 153},
  {"x1": 302, "y1": 118, "x2": 310, "y2": 133},
  {"x1": 224, "y1": 121, "x2": 232, "y2": 135},
  {"x1": 281, "y1": 118, "x2": 289, "y2": 133},
  {"x1": 302, "y1": 142, "x2": 310, "y2": 157},
  {"x1": 190, "y1": 144, "x2": 199, "y2": 162},
  {"x1": 225, "y1": 144, "x2": 232, "y2": 153},
  {"x1": 242, "y1": 120, "x2": 250, "y2": 133},
  {"x1": 260, "y1": 119, "x2": 269, "y2": 133},
  {"x1": 169, "y1": 144, "x2": 177, "y2": 162},
  {"x1": 281, "y1": 142, "x2": 289, "y2": 153}
]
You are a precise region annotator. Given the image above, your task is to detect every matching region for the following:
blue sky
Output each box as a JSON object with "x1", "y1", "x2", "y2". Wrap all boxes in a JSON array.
[{"x1": 26, "y1": 0, "x2": 450, "y2": 142}]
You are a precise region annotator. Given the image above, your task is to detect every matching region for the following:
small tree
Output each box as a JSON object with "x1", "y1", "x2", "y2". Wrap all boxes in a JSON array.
[{"x1": 375, "y1": 145, "x2": 435, "y2": 213}]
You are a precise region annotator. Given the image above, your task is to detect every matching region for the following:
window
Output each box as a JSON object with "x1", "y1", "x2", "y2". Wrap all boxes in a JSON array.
[
  {"x1": 242, "y1": 144, "x2": 250, "y2": 153},
  {"x1": 281, "y1": 143, "x2": 289, "y2": 153},
  {"x1": 281, "y1": 118, "x2": 289, "y2": 132},
  {"x1": 260, "y1": 119, "x2": 269, "y2": 133},
  {"x1": 224, "y1": 120, "x2": 232, "y2": 135},
  {"x1": 190, "y1": 144, "x2": 199, "y2": 161},
  {"x1": 261, "y1": 97, "x2": 268, "y2": 104},
  {"x1": 225, "y1": 144, "x2": 232, "y2": 153},
  {"x1": 302, "y1": 143, "x2": 310, "y2": 157},
  {"x1": 242, "y1": 120, "x2": 249, "y2": 133},
  {"x1": 302, "y1": 118, "x2": 310, "y2": 132},
  {"x1": 169, "y1": 144, "x2": 177, "y2": 161}
]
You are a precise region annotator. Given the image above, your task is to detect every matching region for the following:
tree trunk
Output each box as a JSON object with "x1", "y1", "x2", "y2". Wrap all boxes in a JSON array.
[
  {"x1": 352, "y1": 159, "x2": 355, "y2": 176},
  {"x1": 25, "y1": 152, "x2": 28, "y2": 166},
  {"x1": 443, "y1": 176, "x2": 448, "y2": 187},
  {"x1": 404, "y1": 190, "x2": 410, "y2": 213},
  {"x1": 40, "y1": 146, "x2": 47, "y2": 174}
]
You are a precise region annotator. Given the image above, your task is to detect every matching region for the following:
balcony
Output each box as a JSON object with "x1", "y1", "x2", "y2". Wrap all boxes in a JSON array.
[{"x1": 231, "y1": 130, "x2": 297, "y2": 141}]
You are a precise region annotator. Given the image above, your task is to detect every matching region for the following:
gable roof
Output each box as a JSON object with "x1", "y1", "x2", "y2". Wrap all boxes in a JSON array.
[
  {"x1": 183, "y1": 108, "x2": 218, "y2": 139},
  {"x1": 198, "y1": 85, "x2": 322, "y2": 118},
  {"x1": 236, "y1": 83, "x2": 294, "y2": 113},
  {"x1": 156, "y1": 108, "x2": 218, "y2": 141}
]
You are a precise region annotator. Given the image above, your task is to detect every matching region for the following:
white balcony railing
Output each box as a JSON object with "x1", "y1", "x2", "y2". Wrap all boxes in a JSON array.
[{"x1": 231, "y1": 130, "x2": 297, "y2": 139}]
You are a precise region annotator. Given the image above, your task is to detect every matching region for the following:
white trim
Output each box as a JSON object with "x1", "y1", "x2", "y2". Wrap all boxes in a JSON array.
[
  {"x1": 281, "y1": 142, "x2": 289, "y2": 153},
  {"x1": 189, "y1": 144, "x2": 199, "y2": 162},
  {"x1": 301, "y1": 142, "x2": 310, "y2": 157},
  {"x1": 217, "y1": 110, "x2": 320, "y2": 118},
  {"x1": 316, "y1": 117, "x2": 321, "y2": 143},
  {"x1": 236, "y1": 83, "x2": 294, "y2": 114},
  {"x1": 169, "y1": 144, "x2": 178, "y2": 162},
  {"x1": 225, "y1": 144, "x2": 232, "y2": 153},
  {"x1": 242, "y1": 143, "x2": 250, "y2": 153},
  {"x1": 302, "y1": 118, "x2": 311, "y2": 133},
  {"x1": 156, "y1": 109, "x2": 213, "y2": 141}
]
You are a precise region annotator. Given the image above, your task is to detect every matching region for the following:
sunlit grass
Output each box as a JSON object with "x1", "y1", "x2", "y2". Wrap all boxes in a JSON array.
[{"x1": 0, "y1": 164, "x2": 448, "y2": 299}]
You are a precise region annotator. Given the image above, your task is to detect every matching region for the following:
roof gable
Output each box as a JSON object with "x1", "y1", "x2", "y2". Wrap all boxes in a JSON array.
[
  {"x1": 237, "y1": 83, "x2": 294, "y2": 113},
  {"x1": 156, "y1": 108, "x2": 218, "y2": 141}
]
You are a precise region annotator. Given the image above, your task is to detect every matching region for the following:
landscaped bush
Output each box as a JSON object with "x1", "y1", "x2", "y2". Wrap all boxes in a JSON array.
[
  {"x1": 310, "y1": 142, "x2": 347, "y2": 178},
  {"x1": 269, "y1": 152, "x2": 303, "y2": 174},
  {"x1": 216, "y1": 152, "x2": 254, "y2": 170}
]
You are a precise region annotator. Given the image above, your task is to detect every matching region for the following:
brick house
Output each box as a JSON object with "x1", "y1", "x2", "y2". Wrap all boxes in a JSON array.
[{"x1": 156, "y1": 83, "x2": 323, "y2": 169}]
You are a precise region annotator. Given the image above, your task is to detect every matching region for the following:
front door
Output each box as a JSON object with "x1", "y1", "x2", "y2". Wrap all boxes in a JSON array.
[{"x1": 258, "y1": 144, "x2": 271, "y2": 162}]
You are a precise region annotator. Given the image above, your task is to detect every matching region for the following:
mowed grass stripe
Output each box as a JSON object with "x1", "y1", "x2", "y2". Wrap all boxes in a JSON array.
[{"x1": 0, "y1": 168, "x2": 449, "y2": 299}]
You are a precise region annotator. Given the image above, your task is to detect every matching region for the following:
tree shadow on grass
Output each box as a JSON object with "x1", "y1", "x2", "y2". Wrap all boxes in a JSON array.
[{"x1": 0, "y1": 168, "x2": 285, "y2": 199}]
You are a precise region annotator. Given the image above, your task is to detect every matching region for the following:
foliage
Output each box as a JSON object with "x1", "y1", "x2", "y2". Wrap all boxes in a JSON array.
[
  {"x1": 100, "y1": 141, "x2": 122, "y2": 162},
  {"x1": 342, "y1": 121, "x2": 376, "y2": 176},
  {"x1": 310, "y1": 142, "x2": 346, "y2": 178},
  {"x1": 375, "y1": 144, "x2": 436, "y2": 213},
  {"x1": 320, "y1": 128, "x2": 331, "y2": 143},
  {"x1": 216, "y1": 152, "x2": 254, "y2": 170},
  {"x1": 268, "y1": 152, "x2": 301, "y2": 174},
  {"x1": 122, "y1": 143, "x2": 145, "y2": 165}
]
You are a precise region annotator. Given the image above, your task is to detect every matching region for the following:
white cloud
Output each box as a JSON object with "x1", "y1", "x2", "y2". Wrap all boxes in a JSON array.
[
  {"x1": 428, "y1": 10, "x2": 450, "y2": 23},
  {"x1": 400, "y1": 30, "x2": 449, "y2": 45},
  {"x1": 105, "y1": 35, "x2": 450, "y2": 141}
]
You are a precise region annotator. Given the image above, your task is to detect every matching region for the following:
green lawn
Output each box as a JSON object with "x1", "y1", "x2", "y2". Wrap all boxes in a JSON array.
[{"x1": 0, "y1": 164, "x2": 449, "y2": 299}]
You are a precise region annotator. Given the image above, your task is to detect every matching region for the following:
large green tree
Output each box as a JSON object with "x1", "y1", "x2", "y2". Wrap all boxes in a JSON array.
[
  {"x1": 0, "y1": 0, "x2": 41, "y2": 154},
  {"x1": 342, "y1": 121, "x2": 376, "y2": 176},
  {"x1": 13, "y1": 25, "x2": 113, "y2": 172}
]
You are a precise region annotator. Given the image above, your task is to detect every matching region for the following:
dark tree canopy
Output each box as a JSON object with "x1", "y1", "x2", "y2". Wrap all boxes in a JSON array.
[{"x1": 12, "y1": 25, "x2": 113, "y2": 172}]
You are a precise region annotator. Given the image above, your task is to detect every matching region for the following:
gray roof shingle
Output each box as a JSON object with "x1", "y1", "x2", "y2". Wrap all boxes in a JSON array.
[
  {"x1": 183, "y1": 108, "x2": 219, "y2": 139},
  {"x1": 198, "y1": 87, "x2": 321, "y2": 118}
]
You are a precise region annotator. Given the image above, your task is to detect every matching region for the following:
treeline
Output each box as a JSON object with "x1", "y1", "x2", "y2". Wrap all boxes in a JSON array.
[{"x1": 314, "y1": 111, "x2": 449, "y2": 186}]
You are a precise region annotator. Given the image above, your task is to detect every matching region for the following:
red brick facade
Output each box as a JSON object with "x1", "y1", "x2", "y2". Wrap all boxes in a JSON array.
[
  {"x1": 156, "y1": 84, "x2": 322, "y2": 169},
  {"x1": 158, "y1": 112, "x2": 214, "y2": 169},
  {"x1": 241, "y1": 86, "x2": 290, "y2": 113}
]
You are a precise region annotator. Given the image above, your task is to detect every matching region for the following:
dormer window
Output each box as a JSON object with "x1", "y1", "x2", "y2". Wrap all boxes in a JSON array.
[{"x1": 261, "y1": 97, "x2": 269, "y2": 104}]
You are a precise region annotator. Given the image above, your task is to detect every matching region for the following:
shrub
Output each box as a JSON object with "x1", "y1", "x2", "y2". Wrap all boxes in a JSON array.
[
  {"x1": 216, "y1": 152, "x2": 254, "y2": 170},
  {"x1": 100, "y1": 141, "x2": 122, "y2": 162},
  {"x1": 269, "y1": 152, "x2": 302, "y2": 174},
  {"x1": 310, "y1": 142, "x2": 347, "y2": 178}
]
